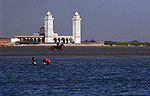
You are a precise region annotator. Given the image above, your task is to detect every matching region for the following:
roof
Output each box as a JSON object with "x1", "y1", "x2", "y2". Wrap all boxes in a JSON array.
[
  {"x1": 0, "y1": 37, "x2": 11, "y2": 39},
  {"x1": 15, "y1": 36, "x2": 44, "y2": 38}
]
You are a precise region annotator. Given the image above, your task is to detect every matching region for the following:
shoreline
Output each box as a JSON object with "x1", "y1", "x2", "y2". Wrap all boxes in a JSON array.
[
  {"x1": 1, "y1": 46, "x2": 150, "y2": 56},
  {"x1": 1, "y1": 52, "x2": 150, "y2": 56},
  {"x1": 1, "y1": 44, "x2": 106, "y2": 47},
  {"x1": 0, "y1": 43, "x2": 147, "y2": 47}
]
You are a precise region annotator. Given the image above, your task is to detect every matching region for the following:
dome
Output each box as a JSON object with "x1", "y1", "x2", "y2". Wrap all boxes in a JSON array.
[
  {"x1": 46, "y1": 11, "x2": 51, "y2": 15},
  {"x1": 75, "y1": 11, "x2": 79, "y2": 16}
]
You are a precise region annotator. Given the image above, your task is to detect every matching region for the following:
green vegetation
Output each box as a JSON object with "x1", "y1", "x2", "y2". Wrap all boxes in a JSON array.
[
  {"x1": 82, "y1": 39, "x2": 97, "y2": 43},
  {"x1": 82, "y1": 39, "x2": 150, "y2": 46},
  {"x1": 104, "y1": 40, "x2": 150, "y2": 46}
]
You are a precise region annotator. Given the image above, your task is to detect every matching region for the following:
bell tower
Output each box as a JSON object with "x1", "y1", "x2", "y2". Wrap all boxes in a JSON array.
[
  {"x1": 44, "y1": 11, "x2": 54, "y2": 43},
  {"x1": 72, "y1": 11, "x2": 82, "y2": 44}
]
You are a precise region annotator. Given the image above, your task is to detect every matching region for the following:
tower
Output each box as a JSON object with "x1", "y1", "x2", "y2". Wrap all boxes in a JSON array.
[
  {"x1": 44, "y1": 11, "x2": 54, "y2": 43},
  {"x1": 72, "y1": 11, "x2": 82, "y2": 44}
]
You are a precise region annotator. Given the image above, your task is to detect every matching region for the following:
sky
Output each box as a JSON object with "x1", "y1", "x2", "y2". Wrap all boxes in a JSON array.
[{"x1": 1, "y1": 0, "x2": 150, "y2": 42}]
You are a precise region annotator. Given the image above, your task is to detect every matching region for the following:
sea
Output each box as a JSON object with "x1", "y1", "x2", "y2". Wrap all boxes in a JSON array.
[{"x1": 0, "y1": 55, "x2": 150, "y2": 96}]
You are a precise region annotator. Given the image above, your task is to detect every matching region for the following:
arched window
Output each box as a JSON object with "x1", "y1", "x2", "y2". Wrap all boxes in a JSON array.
[
  {"x1": 69, "y1": 38, "x2": 73, "y2": 43},
  {"x1": 61, "y1": 38, "x2": 65, "y2": 43},
  {"x1": 53, "y1": 38, "x2": 57, "y2": 43},
  {"x1": 66, "y1": 38, "x2": 69, "y2": 44}
]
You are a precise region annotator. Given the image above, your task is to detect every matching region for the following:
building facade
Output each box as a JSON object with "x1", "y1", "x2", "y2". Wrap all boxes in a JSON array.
[
  {"x1": 44, "y1": 11, "x2": 54, "y2": 43},
  {"x1": 0, "y1": 38, "x2": 11, "y2": 45},
  {"x1": 44, "y1": 11, "x2": 82, "y2": 44},
  {"x1": 72, "y1": 11, "x2": 82, "y2": 44},
  {"x1": 14, "y1": 11, "x2": 82, "y2": 44}
]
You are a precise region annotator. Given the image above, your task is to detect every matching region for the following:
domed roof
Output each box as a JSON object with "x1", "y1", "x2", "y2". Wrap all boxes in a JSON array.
[
  {"x1": 75, "y1": 11, "x2": 79, "y2": 16},
  {"x1": 46, "y1": 11, "x2": 51, "y2": 15}
]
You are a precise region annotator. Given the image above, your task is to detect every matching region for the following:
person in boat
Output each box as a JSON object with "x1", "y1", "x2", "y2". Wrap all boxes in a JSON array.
[
  {"x1": 43, "y1": 58, "x2": 50, "y2": 65},
  {"x1": 32, "y1": 57, "x2": 36, "y2": 65}
]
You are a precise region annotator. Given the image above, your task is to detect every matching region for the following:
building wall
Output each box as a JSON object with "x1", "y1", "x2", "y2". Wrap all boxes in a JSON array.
[
  {"x1": 44, "y1": 12, "x2": 54, "y2": 43},
  {"x1": 0, "y1": 38, "x2": 11, "y2": 45},
  {"x1": 11, "y1": 38, "x2": 20, "y2": 43},
  {"x1": 44, "y1": 11, "x2": 82, "y2": 44},
  {"x1": 13, "y1": 11, "x2": 82, "y2": 44},
  {"x1": 72, "y1": 12, "x2": 81, "y2": 44}
]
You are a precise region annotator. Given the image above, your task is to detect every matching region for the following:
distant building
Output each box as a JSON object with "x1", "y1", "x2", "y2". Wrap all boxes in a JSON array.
[
  {"x1": 72, "y1": 11, "x2": 82, "y2": 44},
  {"x1": 11, "y1": 38, "x2": 20, "y2": 43},
  {"x1": 0, "y1": 38, "x2": 11, "y2": 45},
  {"x1": 15, "y1": 11, "x2": 82, "y2": 44}
]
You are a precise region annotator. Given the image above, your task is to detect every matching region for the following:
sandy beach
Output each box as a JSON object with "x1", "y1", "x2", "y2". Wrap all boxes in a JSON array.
[{"x1": 1, "y1": 45, "x2": 150, "y2": 56}]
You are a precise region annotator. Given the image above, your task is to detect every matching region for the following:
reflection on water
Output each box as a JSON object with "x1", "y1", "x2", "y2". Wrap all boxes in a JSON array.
[{"x1": 0, "y1": 55, "x2": 150, "y2": 95}]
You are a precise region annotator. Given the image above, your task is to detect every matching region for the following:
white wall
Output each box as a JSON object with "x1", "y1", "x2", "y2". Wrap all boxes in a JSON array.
[{"x1": 11, "y1": 38, "x2": 20, "y2": 43}]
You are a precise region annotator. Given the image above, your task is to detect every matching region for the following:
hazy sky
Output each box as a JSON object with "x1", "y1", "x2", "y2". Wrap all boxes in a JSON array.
[{"x1": 1, "y1": 0, "x2": 150, "y2": 41}]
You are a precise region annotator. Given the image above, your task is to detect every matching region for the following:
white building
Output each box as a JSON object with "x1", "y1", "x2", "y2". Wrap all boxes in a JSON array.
[
  {"x1": 15, "y1": 11, "x2": 82, "y2": 44},
  {"x1": 44, "y1": 11, "x2": 54, "y2": 43},
  {"x1": 44, "y1": 11, "x2": 82, "y2": 44},
  {"x1": 11, "y1": 38, "x2": 20, "y2": 43},
  {"x1": 72, "y1": 11, "x2": 82, "y2": 44}
]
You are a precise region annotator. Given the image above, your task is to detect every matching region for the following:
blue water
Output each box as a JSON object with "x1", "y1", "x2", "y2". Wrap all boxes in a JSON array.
[{"x1": 0, "y1": 55, "x2": 150, "y2": 96}]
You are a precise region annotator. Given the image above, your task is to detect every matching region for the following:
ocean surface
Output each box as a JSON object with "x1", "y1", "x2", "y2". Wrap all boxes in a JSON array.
[{"x1": 0, "y1": 55, "x2": 150, "y2": 96}]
